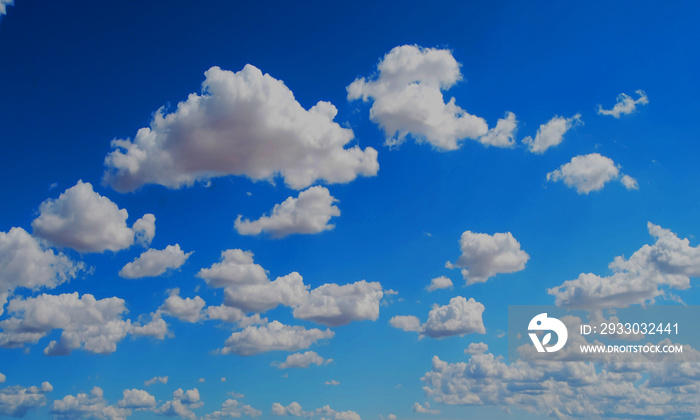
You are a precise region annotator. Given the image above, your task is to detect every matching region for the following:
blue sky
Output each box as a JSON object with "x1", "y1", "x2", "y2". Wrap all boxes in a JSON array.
[{"x1": 2, "y1": 1, "x2": 700, "y2": 419}]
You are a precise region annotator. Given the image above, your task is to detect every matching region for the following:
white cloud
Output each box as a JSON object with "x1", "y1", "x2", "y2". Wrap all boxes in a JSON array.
[
  {"x1": 597, "y1": 90, "x2": 648, "y2": 118},
  {"x1": 464, "y1": 342, "x2": 488, "y2": 355},
  {"x1": 0, "y1": 0, "x2": 13, "y2": 17},
  {"x1": 478, "y1": 112, "x2": 518, "y2": 148},
  {"x1": 119, "y1": 244, "x2": 192, "y2": 279},
  {"x1": 389, "y1": 315, "x2": 422, "y2": 332},
  {"x1": 426, "y1": 276, "x2": 453, "y2": 292},
  {"x1": 223, "y1": 272, "x2": 309, "y2": 313},
  {"x1": 293, "y1": 280, "x2": 383, "y2": 327},
  {"x1": 197, "y1": 249, "x2": 269, "y2": 289},
  {"x1": 347, "y1": 45, "x2": 488, "y2": 150},
  {"x1": 422, "y1": 348, "x2": 700, "y2": 418},
  {"x1": 390, "y1": 296, "x2": 486, "y2": 339},
  {"x1": 132, "y1": 214, "x2": 156, "y2": 247},
  {"x1": 413, "y1": 402, "x2": 440, "y2": 415},
  {"x1": 0, "y1": 373, "x2": 4, "y2": 383},
  {"x1": 272, "y1": 402, "x2": 360, "y2": 420},
  {"x1": 0, "y1": 292, "x2": 166, "y2": 355},
  {"x1": 446, "y1": 230, "x2": 529, "y2": 284},
  {"x1": 144, "y1": 376, "x2": 168, "y2": 387},
  {"x1": 549, "y1": 222, "x2": 700, "y2": 307},
  {"x1": 202, "y1": 399, "x2": 262, "y2": 419},
  {"x1": 547, "y1": 153, "x2": 638, "y2": 194},
  {"x1": 157, "y1": 388, "x2": 203, "y2": 420},
  {"x1": 620, "y1": 174, "x2": 639, "y2": 190},
  {"x1": 218, "y1": 320, "x2": 333, "y2": 356},
  {"x1": 522, "y1": 114, "x2": 581, "y2": 153},
  {"x1": 205, "y1": 304, "x2": 246, "y2": 324},
  {"x1": 117, "y1": 389, "x2": 156, "y2": 410},
  {"x1": 0, "y1": 227, "x2": 82, "y2": 315},
  {"x1": 157, "y1": 289, "x2": 206, "y2": 323},
  {"x1": 325, "y1": 380, "x2": 340, "y2": 386},
  {"x1": 51, "y1": 386, "x2": 131, "y2": 420},
  {"x1": 272, "y1": 351, "x2": 331, "y2": 369},
  {"x1": 0, "y1": 381, "x2": 52, "y2": 418},
  {"x1": 235, "y1": 186, "x2": 340, "y2": 238},
  {"x1": 103, "y1": 65, "x2": 378, "y2": 192},
  {"x1": 32, "y1": 181, "x2": 155, "y2": 253}
]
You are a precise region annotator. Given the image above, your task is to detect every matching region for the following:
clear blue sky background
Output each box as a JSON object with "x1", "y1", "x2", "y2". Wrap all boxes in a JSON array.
[{"x1": 1, "y1": 1, "x2": 700, "y2": 419}]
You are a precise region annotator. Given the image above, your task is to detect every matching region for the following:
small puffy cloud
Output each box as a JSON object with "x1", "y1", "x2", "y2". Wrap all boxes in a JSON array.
[
  {"x1": 0, "y1": 292, "x2": 165, "y2": 355},
  {"x1": 0, "y1": 0, "x2": 13, "y2": 17},
  {"x1": 223, "y1": 272, "x2": 308, "y2": 314},
  {"x1": 0, "y1": 227, "x2": 82, "y2": 315},
  {"x1": 197, "y1": 249, "x2": 269, "y2": 288},
  {"x1": 157, "y1": 388, "x2": 203, "y2": 420},
  {"x1": 235, "y1": 186, "x2": 340, "y2": 238},
  {"x1": 547, "y1": 153, "x2": 638, "y2": 194},
  {"x1": 0, "y1": 382, "x2": 52, "y2": 417},
  {"x1": 389, "y1": 315, "x2": 422, "y2": 332},
  {"x1": 119, "y1": 244, "x2": 192, "y2": 279},
  {"x1": 413, "y1": 402, "x2": 440, "y2": 415},
  {"x1": 325, "y1": 380, "x2": 340, "y2": 386},
  {"x1": 0, "y1": 373, "x2": 4, "y2": 383},
  {"x1": 522, "y1": 114, "x2": 581, "y2": 154},
  {"x1": 202, "y1": 399, "x2": 262, "y2": 419},
  {"x1": 144, "y1": 376, "x2": 168, "y2": 387},
  {"x1": 51, "y1": 386, "x2": 131, "y2": 420},
  {"x1": 549, "y1": 222, "x2": 700, "y2": 307},
  {"x1": 478, "y1": 112, "x2": 518, "y2": 148},
  {"x1": 620, "y1": 174, "x2": 639, "y2": 190},
  {"x1": 272, "y1": 402, "x2": 360, "y2": 420},
  {"x1": 390, "y1": 296, "x2": 486, "y2": 339},
  {"x1": 272, "y1": 351, "x2": 331, "y2": 369},
  {"x1": 32, "y1": 180, "x2": 155, "y2": 253},
  {"x1": 218, "y1": 320, "x2": 333, "y2": 356},
  {"x1": 447, "y1": 230, "x2": 529, "y2": 284},
  {"x1": 348, "y1": 45, "x2": 488, "y2": 150},
  {"x1": 426, "y1": 276, "x2": 453, "y2": 292},
  {"x1": 597, "y1": 90, "x2": 648, "y2": 118},
  {"x1": 103, "y1": 65, "x2": 378, "y2": 192},
  {"x1": 118, "y1": 389, "x2": 156, "y2": 409},
  {"x1": 293, "y1": 280, "x2": 383, "y2": 327},
  {"x1": 464, "y1": 342, "x2": 489, "y2": 355},
  {"x1": 157, "y1": 289, "x2": 206, "y2": 323}
]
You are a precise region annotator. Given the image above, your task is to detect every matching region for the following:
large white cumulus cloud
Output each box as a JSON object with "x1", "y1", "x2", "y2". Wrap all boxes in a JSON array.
[
  {"x1": 348, "y1": 45, "x2": 491, "y2": 151},
  {"x1": 32, "y1": 181, "x2": 155, "y2": 253},
  {"x1": 103, "y1": 65, "x2": 378, "y2": 192},
  {"x1": 447, "y1": 230, "x2": 529, "y2": 284}
]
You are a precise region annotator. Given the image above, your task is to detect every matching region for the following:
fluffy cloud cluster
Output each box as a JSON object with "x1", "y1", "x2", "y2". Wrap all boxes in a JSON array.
[
  {"x1": 423, "y1": 340, "x2": 700, "y2": 419},
  {"x1": 119, "y1": 244, "x2": 192, "y2": 279},
  {"x1": 464, "y1": 342, "x2": 489, "y2": 355},
  {"x1": 390, "y1": 296, "x2": 486, "y2": 339},
  {"x1": 549, "y1": 222, "x2": 700, "y2": 307},
  {"x1": 144, "y1": 376, "x2": 168, "y2": 387},
  {"x1": 348, "y1": 45, "x2": 498, "y2": 151},
  {"x1": 426, "y1": 276, "x2": 453, "y2": 292},
  {"x1": 235, "y1": 186, "x2": 340, "y2": 238},
  {"x1": 522, "y1": 114, "x2": 581, "y2": 153},
  {"x1": 446, "y1": 230, "x2": 529, "y2": 284},
  {"x1": 413, "y1": 402, "x2": 440, "y2": 415},
  {"x1": 218, "y1": 321, "x2": 333, "y2": 356},
  {"x1": 272, "y1": 351, "x2": 332, "y2": 369},
  {"x1": 103, "y1": 65, "x2": 378, "y2": 192},
  {"x1": 547, "y1": 153, "x2": 638, "y2": 194},
  {"x1": 0, "y1": 227, "x2": 82, "y2": 315},
  {"x1": 272, "y1": 402, "x2": 360, "y2": 420},
  {"x1": 198, "y1": 249, "x2": 385, "y2": 326},
  {"x1": 157, "y1": 388, "x2": 204, "y2": 420},
  {"x1": 51, "y1": 386, "x2": 132, "y2": 420},
  {"x1": 0, "y1": 381, "x2": 52, "y2": 417},
  {"x1": 32, "y1": 181, "x2": 155, "y2": 253},
  {"x1": 597, "y1": 90, "x2": 648, "y2": 118},
  {"x1": 0, "y1": 293, "x2": 167, "y2": 355},
  {"x1": 157, "y1": 289, "x2": 207, "y2": 323},
  {"x1": 202, "y1": 399, "x2": 262, "y2": 419}
]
